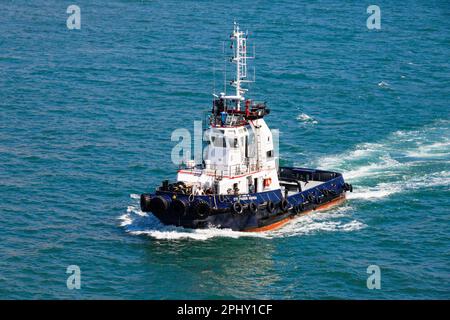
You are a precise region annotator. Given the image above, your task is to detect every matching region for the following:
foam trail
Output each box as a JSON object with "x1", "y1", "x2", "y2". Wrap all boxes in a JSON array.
[
  {"x1": 342, "y1": 155, "x2": 400, "y2": 181},
  {"x1": 118, "y1": 214, "x2": 133, "y2": 227},
  {"x1": 265, "y1": 206, "x2": 365, "y2": 238},
  {"x1": 346, "y1": 185, "x2": 402, "y2": 200},
  {"x1": 406, "y1": 140, "x2": 450, "y2": 158},
  {"x1": 309, "y1": 121, "x2": 450, "y2": 201},
  {"x1": 347, "y1": 171, "x2": 450, "y2": 200}
]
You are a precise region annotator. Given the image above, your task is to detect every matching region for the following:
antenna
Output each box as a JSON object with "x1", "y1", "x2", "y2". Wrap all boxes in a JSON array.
[
  {"x1": 221, "y1": 22, "x2": 255, "y2": 109},
  {"x1": 253, "y1": 43, "x2": 256, "y2": 82},
  {"x1": 224, "y1": 54, "x2": 227, "y2": 95},
  {"x1": 233, "y1": 22, "x2": 246, "y2": 109},
  {"x1": 213, "y1": 62, "x2": 216, "y2": 96}
]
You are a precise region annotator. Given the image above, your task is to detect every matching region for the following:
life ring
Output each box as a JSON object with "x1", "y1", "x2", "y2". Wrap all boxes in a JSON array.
[
  {"x1": 266, "y1": 201, "x2": 275, "y2": 213},
  {"x1": 248, "y1": 202, "x2": 258, "y2": 214},
  {"x1": 232, "y1": 202, "x2": 244, "y2": 215},
  {"x1": 263, "y1": 178, "x2": 272, "y2": 188},
  {"x1": 279, "y1": 198, "x2": 289, "y2": 211},
  {"x1": 193, "y1": 200, "x2": 210, "y2": 218}
]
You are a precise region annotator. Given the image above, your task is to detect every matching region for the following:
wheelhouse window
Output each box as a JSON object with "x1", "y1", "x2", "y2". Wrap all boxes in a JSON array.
[
  {"x1": 211, "y1": 135, "x2": 226, "y2": 148},
  {"x1": 228, "y1": 137, "x2": 238, "y2": 148}
]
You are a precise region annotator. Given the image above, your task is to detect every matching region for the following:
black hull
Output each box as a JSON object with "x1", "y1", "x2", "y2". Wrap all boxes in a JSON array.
[
  {"x1": 140, "y1": 167, "x2": 352, "y2": 232},
  {"x1": 153, "y1": 193, "x2": 346, "y2": 232}
]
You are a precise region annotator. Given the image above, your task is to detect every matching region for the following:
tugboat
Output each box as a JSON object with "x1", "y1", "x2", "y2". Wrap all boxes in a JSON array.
[{"x1": 140, "y1": 23, "x2": 353, "y2": 232}]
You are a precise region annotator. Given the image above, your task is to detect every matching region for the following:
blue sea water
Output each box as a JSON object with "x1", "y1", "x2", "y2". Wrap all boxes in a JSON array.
[{"x1": 1, "y1": 0, "x2": 449, "y2": 299}]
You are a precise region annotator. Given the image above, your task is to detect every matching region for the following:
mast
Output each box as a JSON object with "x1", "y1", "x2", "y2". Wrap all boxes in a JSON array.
[{"x1": 224, "y1": 22, "x2": 252, "y2": 110}]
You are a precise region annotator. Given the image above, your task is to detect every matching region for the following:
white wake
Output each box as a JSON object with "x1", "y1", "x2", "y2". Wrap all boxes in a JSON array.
[{"x1": 308, "y1": 121, "x2": 450, "y2": 200}]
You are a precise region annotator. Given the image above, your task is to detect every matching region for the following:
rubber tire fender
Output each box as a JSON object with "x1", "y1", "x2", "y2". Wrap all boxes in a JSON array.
[
  {"x1": 140, "y1": 194, "x2": 152, "y2": 212},
  {"x1": 248, "y1": 202, "x2": 258, "y2": 214},
  {"x1": 266, "y1": 201, "x2": 275, "y2": 214},
  {"x1": 294, "y1": 203, "x2": 303, "y2": 214},
  {"x1": 232, "y1": 202, "x2": 244, "y2": 215},
  {"x1": 193, "y1": 200, "x2": 210, "y2": 218},
  {"x1": 279, "y1": 198, "x2": 289, "y2": 211},
  {"x1": 170, "y1": 198, "x2": 188, "y2": 216},
  {"x1": 149, "y1": 196, "x2": 169, "y2": 215}
]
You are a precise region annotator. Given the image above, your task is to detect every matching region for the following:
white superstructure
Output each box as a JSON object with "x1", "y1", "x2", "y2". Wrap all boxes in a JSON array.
[{"x1": 177, "y1": 23, "x2": 280, "y2": 196}]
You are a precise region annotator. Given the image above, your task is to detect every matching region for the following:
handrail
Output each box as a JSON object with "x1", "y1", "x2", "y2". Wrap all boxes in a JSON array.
[{"x1": 179, "y1": 162, "x2": 259, "y2": 178}]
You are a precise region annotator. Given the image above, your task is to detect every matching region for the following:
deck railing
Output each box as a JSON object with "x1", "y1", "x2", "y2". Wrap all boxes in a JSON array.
[{"x1": 179, "y1": 161, "x2": 259, "y2": 179}]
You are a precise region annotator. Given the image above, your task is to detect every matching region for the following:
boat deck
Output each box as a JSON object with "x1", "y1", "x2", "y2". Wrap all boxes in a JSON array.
[{"x1": 284, "y1": 180, "x2": 323, "y2": 196}]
